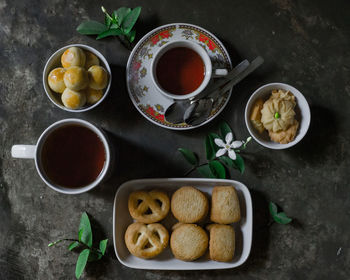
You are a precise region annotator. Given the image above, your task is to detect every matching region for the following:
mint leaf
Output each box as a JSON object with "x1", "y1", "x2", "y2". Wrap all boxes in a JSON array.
[
  {"x1": 121, "y1": 6, "x2": 141, "y2": 34},
  {"x1": 197, "y1": 164, "x2": 215, "y2": 178},
  {"x1": 114, "y1": 7, "x2": 131, "y2": 25},
  {"x1": 75, "y1": 249, "x2": 90, "y2": 279},
  {"x1": 178, "y1": 148, "x2": 198, "y2": 166},
  {"x1": 233, "y1": 154, "x2": 245, "y2": 173},
  {"x1": 220, "y1": 121, "x2": 233, "y2": 139},
  {"x1": 77, "y1": 21, "x2": 107, "y2": 35},
  {"x1": 209, "y1": 160, "x2": 226, "y2": 179},
  {"x1": 79, "y1": 212, "x2": 92, "y2": 247},
  {"x1": 97, "y1": 28, "x2": 122, "y2": 40},
  {"x1": 68, "y1": 241, "x2": 80, "y2": 251},
  {"x1": 99, "y1": 239, "x2": 108, "y2": 255}
]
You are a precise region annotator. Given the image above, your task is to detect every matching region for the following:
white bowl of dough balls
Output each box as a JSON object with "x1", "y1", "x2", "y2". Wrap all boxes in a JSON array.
[
  {"x1": 245, "y1": 83, "x2": 311, "y2": 149},
  {"x1": 43, "y1": 44, "x2": 111, "y2": 112}
]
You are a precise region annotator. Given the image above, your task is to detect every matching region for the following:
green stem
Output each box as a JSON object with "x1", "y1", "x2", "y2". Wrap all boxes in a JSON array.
[
  {"x1": 184, "y1": 163, "x2": 209, "y2": 176},
  {"x1": 48, "y1": 238, "x2": 102, "y2": 254}
]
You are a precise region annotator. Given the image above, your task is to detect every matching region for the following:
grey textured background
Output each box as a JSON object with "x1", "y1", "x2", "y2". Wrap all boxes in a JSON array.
[{"x1": 0, "y1": 0, "x2": 349, "y2": 279}]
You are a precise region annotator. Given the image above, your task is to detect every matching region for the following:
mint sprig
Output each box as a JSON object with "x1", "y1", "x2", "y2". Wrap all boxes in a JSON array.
[
  {"x1": 76, "y1": 6, "x2": 141, "y2": 49},
  {"x1": 179, "y1": 121, "x2": 251, "y2": 178},
  {"x1": 48, "y1": 212, "x2": 108, "y2": 279}
]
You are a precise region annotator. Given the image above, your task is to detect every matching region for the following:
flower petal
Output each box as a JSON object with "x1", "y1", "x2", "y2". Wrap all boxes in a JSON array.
[
  {"x1": 228, "y1": 149, "x2": 237, "y2": 160},
  {"x1": 214, "y1": 138, "x2": 225, "y2": 147},
  {"x1": 231, "y1": 140, "x2": 243, "y2": 149},
  {"x1": 225, "y1": 132, "x2": 233, "y2": 144},
  {"x1": 216, "y1": 148, "x2": 227, "y2": 157}
]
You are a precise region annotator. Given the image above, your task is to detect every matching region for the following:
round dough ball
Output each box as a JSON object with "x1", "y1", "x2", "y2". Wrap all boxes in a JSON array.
[
  {"x1": 85, "y1": 51, "x2": 100, "y2": 69},
  {"x1": 88, "y1": 65, "x2": 108, "y2": 90},
  {"x1": 86, "y1": 87, "x2": 103, "y2": 104},
  {"x1": 61, "y1": 88, "x2": 86, "y2": 109},
  {"x1": 61, "y1": 47, "x2": 86, "y2": 68},
  {"x1": 48, "y1": 67, "x2": 66, "y2": 93},
  {"x1": 63, "y1": 66, "x2": 88, "y2": 91}
]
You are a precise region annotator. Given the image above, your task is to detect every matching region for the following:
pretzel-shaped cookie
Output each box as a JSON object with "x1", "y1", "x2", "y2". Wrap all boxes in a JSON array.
[
  {"x1": 128, "y1": 190, "x2": 170, "y2": 223},
  {"x1": 125, "y1": 222, "x2": 169, "y2": 259}
]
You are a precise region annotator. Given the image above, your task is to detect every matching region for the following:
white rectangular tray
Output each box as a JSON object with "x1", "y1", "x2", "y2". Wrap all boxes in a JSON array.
[{"x1": 113, "y1": 178, "x2": 252, "y2": 270}]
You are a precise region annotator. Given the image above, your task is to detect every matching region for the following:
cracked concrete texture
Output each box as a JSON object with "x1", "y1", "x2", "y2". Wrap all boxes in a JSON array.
[{"x1": 0, "y1": 0, "x2": 349, "y2": 279}]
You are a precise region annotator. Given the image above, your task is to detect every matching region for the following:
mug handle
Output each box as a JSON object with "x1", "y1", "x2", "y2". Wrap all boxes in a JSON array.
[
  {"x1": 212, "y1": 69, "x2": 228, "y2": 78},
  {"x1": 11, "y1": 145, "x2": 36, "y2": 159}
]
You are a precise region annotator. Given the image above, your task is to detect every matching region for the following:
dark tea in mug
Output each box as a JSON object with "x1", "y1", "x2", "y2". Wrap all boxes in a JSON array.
[
  {"x1": 41, "y1": 124, "x2": 106, "y2": 188},
  {"x1": 156, "y1": 47, "x2": 205, "y2": 95}
]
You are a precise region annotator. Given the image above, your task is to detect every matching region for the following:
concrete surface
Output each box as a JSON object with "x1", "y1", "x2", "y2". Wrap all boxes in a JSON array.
[{"x1": 0, "y1": 0, "x2": 349, "y2": 279}]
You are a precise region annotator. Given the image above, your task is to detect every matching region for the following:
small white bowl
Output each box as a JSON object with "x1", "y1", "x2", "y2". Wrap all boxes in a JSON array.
[
  {"x1": 245, "y1": 82, "x2": 311, "y2": 149},
  {"x1": 43, "y1": 44, "x2": 112, "y2": 112}
]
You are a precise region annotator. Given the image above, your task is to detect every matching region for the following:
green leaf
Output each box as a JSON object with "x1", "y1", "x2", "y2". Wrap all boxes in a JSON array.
[
  {"x1": 121, "y1": 6, "x2": 141, "y2": 34},
  {"x1": 274, "y1": 212, "x2": 292, "y2": 224},
  {"x1": 197, "y1": 164, "x2": 215, "y2": 178},
  {"x1": 75, "y1": 249, "x2": 90, "y2": 279},
  {"x1": 269, "y1": 202, "x2": 292, "y2": 225},
  {"x1": 79, "y1": 212, "x2": 92, "y2": 247},
  {"x1": 68, "y1": 241, "x2": 80, "y2": 251},
  {"x1": 125, "y1": 29, "x2": 136, "y2": 42},
  {"x1": 178, "y1": 148, "x2": 198, "y2": 166},
  {"x1": 99, "y1": 239, "x2": 108, "y2": 255},
  {"x1": 105, "y1": 15, "x2": 112, "y2": 28},
  {"x1": 205, "y1": 135, "x2": 216, "y2": 161},
  {"x1": 233, "y1": 154, "x2": 245, "y2": 174},
  {"x1": 114, "y1": 7, "x2": 131, "y2": 25},
  {"x1": 88, "y1": 251, "x2": 102, "y2": 262},
  {"x1": 76, "y1": 20, "x2": 107, "y2": 35},
  {"x1": 209, "y1": 160, "x2": 226, "y2": 179},
  {"x1": 220, "y1": 156, "x2": 235, "y2": 168},
  {"x1": 96, "y1": 28, "x2": 122, "y2": 40},
  {"x1": 220, "y1": 121, "x2": 233, "y2": 139},
  {"x1": 269, "y1": 202, "x2": 278, "y2": 216}
]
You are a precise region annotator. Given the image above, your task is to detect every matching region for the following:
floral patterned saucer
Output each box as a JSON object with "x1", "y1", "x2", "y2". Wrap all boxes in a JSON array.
[{"x1": 126, "y1": 23, "x2": 233, "y2": 130}]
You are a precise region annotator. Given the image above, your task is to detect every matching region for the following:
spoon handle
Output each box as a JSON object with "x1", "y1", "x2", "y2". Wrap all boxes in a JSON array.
[{"x1": 207, "y1": 56, "x2": 264, "y2": 99}]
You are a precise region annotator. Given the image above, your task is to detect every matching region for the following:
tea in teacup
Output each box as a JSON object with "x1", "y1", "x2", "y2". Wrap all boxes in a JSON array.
[
  {"x1": 41, "y1": 124, "x2": 106, "y2": 188},
  {"x1": 156, "y1": 47, "x2": 205, "y2": 95}
]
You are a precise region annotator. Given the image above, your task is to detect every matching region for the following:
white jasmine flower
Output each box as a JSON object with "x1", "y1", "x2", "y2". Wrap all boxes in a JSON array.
[{"x1": 214, "y1": 132, "x2": 243, "y2": 160}]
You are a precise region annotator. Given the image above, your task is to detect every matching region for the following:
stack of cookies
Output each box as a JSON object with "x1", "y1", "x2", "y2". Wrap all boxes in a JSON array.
[{"x1": 124, "y1": 185, "x2": 241, "y2": 262}]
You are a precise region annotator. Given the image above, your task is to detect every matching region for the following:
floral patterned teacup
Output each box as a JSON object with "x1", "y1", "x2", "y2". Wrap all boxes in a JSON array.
[{"x1": 150, "y1": 40, "x2": 228, "y2": 100}]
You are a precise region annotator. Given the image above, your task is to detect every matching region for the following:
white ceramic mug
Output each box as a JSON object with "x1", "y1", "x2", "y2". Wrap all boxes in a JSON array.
[
  {"x1": 150, "y1": 40, "x2": 228, "y2": 100},
  {"x1": 11, "y1": 119, "x2": 111, "y2": 194}
]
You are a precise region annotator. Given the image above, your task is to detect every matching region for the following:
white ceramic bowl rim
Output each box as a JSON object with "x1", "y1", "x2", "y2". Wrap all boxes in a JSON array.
[
  {"x1": 245, "y1": 82, "x2": 311, "y2": 149},
  {"x1": 42, "y1": 44, "x2": 112, "y2": 112}
]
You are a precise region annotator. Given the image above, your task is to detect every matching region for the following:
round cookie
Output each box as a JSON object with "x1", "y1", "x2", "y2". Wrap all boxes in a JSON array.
[
  {"x1": 61, "y1": 88, "x2": 86, "y2": 109},
  {"x1": 48, "y1": 67, "x2": 66, "y2": 93},
  {"x1": 84, "y1": 51, "x2": 100, "y2": 69},
  {"x1": 63, "y1": 66, "x2": 88, "y2": 91},
  {"x1": 125, "y1": 222, "x2": 169, "y2": 259},
  {"x1": 61, "y1": 47, "x2": 86, "y2": 68},
  {"x1": 88, "y1": 65, "x2": 108, "y2": 90},
  {"x1": 85, "y1": 87, "x2": 103, "y2": 104},
  {"x1": 171, "y1": 186, "x2": 209, "y2": 223},
  {"x1": 170, "y1": 224, "x2": 208, "y2": 261}
]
